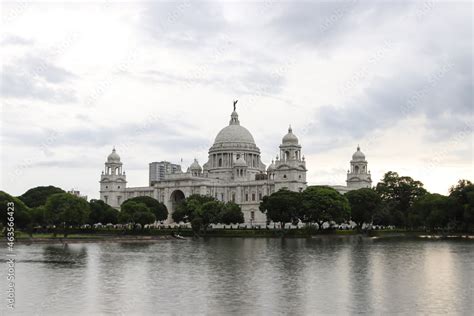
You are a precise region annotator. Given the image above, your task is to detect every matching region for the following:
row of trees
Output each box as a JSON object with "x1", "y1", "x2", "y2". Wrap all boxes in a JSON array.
[
  {"x1": 172, "y1": 194, "x2": 244, "y2": 233},
  {"x1": 0, "y1": 186, "x2": 169, "y2": 232},
  {"x1": 260, "y1": 172, "x2": 474, "y2": 232}
]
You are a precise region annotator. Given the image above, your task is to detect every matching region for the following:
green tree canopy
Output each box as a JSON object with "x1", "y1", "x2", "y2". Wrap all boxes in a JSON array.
[
  {"x1": 449, "y1": 180, "x2": 474, "y2": 230},
  {"x1": 220, "y1": 202, "x2": 245, "y2": 225},
  {"x1": 300, "y1": 186, "x2": 350, "y2": 228},
  {"x1": 375, "y1": 171, "x2": 427, "y2": 227},
  {"x1": 44, "y1": 193, "x2": 90, "y2": 227},
  {"x1": 122, "y1": 196, "x2": 168, "y2": 222},
  {"x1": 119, "y1": 201, "x2": 155, "y2": 225},
  {"x1": 259, "y1": 189, "x2": 302, "y2": 227},
  {"x1": 410, "y1": 193, "x2": 452, "y2": 230},
  {"x1": 0, "y1": 191, "x2": 31, "y2": 229},
  {"x1": 346, "y1": 188, "x2": 381, "y2": 229},
  {"x1": 89, "y1": 199, "x2": 119, "y2": 224},
  {"x1": 19, "y1": 186, "x2": 65, "y2": 208}
]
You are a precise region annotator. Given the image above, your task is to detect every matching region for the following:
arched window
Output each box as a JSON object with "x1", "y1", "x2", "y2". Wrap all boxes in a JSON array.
[
  {"x1": 285, "y1": 151, "x2": 290, "y2": 161},
  {"x1": 355, "y1": 166, "x2": 359, "y2": 174},
  {"x1": 283, "y1": 174, "x2": 287, "y2": 179},
  {"x1": 218, "y1": 158, "x2": 222, "y2": 167}
]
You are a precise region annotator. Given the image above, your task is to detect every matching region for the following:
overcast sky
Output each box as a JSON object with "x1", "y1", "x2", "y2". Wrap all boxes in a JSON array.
[{"x1": 1, "y1": 0, "x2": 472, "y2": 199}]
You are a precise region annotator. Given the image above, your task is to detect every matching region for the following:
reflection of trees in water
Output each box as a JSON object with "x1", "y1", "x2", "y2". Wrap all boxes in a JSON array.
[
  {"x1": 42, "y1": 244, "x2": 88, "y2": 268},
  {"x1": 347, "y1": 239, "x2": 374, "y2": 314}
]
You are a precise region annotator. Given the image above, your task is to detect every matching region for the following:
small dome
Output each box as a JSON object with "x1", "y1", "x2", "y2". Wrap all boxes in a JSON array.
[
  {"x1": 282, "y1": 126, "x2": 299, "y2": 145},
  {"x1": 234, "y1": 155, "x2": 247, "y2": 167},
  {"x1": 267, "y1": 160, "x2": 275, "y2": 172},
  {"x1": 189, "y1": 159, "x2": 202, "y2": 171},
  {"x1": 107, "y1": 148, "x2": 120, "y2": 163},
  {"x1": 352, "y1": 145, "x2": 366, "y2": 160}
]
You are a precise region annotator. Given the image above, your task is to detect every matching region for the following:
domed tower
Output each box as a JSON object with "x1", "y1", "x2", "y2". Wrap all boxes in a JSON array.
[
  {"x1": 204, "y1": 103, "x2": 266, "y2": 181},
  {"x1": 100, "y1": 147, "x2": 127, "y2": 209},
  {"x1": 189, "y1": 159, "x2": 202, "y2": 177},
  {"x1": 346, "y1": 145, "x2": 372, "y2": 189},
  {"x1": 274, "y1": 126, "x2": 307, "y2": 191}
]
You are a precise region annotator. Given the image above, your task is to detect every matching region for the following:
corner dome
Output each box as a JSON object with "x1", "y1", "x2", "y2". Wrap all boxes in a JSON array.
[
  {"x1": 107, "y1": 148, "x2": 121, "y2": 163},
  {"x1": 352, "y1": 145, "x2": 366, "y2": 160},
  {"x1": 267, "y1": 160, "x2": 275, "y2": 172},
  {"x1": 190, "y1": 158, "x2": 202, "y2": 171},
  {"x1": 282, "y1": 126, "x2": 299, "y2": 145}
]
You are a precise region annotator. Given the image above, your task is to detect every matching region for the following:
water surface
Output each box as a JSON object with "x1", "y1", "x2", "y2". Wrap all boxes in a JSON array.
[{"x1": 0, "y1": 237, "x2": 473, "y2": 315}]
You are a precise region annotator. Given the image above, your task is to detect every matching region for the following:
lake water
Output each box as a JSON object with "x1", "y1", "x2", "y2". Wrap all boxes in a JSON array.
[{"x1": 0, "y1": 237, "x2": 473, "y2": 315}]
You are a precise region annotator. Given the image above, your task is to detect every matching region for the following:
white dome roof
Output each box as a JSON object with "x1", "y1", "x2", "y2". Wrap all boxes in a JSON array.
[
  {"x1": 267, "y1": 160, "x2": 275, "y2": 172},
  {"x1": 189, "y1": 158, "x2": 202, "y2": 171},
  {"x1": 107, "y1": 148, "x2": 120, "y2": 163},
  {"x1": 352, "y1": 146, "x2": 366, "y2": 160},
  {"x1": 282, "y1": 126, "x2": 299, "y2": 145},
  {"x1": 213, "y1": 111, "x2": 256, "y2": 146}
]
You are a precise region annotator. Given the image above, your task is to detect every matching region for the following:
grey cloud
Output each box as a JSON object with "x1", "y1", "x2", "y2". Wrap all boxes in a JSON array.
[
  {"x1": 302, "y1": 53, "x2": 472, "y2": 153},
  {"x1": 1, "y1": 55, "x2": 77, "y2": 102},
  {"x1": 141, "y1": 1, "x2": 227, "y2": 47}
]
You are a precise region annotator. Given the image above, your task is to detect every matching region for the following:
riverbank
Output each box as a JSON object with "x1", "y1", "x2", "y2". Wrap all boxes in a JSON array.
[{"x1": 8, "y1": 229, "x2": 474, "y2": 243}]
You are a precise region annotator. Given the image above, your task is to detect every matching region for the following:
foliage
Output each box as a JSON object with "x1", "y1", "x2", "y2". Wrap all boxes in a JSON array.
[
  {"x1": 119, "y1": 201, "x2": 155, "y2": 225},
  {"x1": 448, "y1": 180, "x2": 474, "y2": 230},
  {"x1": 172, "y1": 195, "x2": 244, "y2": 232},
  {"x1": 300, "y1": 186, "x2": 350, "y2": 228},
  {"x1": 375, "y1": 171, "x2": 427, "y2": 227},
  {"x1": 19, "y1": 186, "x2": 65, "y2": 208},
  {"x1": 44, "y1": 193, "x2": 90, "y2": 227},
  {"x1": 0, "y1": 191, "x2": 32, "y2": 229},
  {"x1": 346, "y1": 188, "x2": 381, "y2": 229},
  {"x1": 409, "y1": 193, "x2": 452, "y2": 230},
  {"x1": 259, "y1": 189, "x2": 302, "y2": 227},
  {"x1": 122, "y1": 196, "x2": 168, "y2": 222},
  {"x1": 89, "y1": 199, "x2": 119, "y2": 224},
  {"x1": 220, "y1": 202, "x2": 245, "y2": 224}
]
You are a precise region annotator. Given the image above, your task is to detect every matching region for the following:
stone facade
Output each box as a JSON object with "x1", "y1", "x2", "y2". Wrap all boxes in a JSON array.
[{"x1": 99, "y1": 108, "x2": 372, "y2": 224}]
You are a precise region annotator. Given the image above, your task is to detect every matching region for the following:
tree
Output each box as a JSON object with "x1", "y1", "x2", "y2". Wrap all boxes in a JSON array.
[
  {"x1": 44, "y1": 193, "x2": 90, "y2": 236},
  {"x1": 301, "y1": 186, "x2": 350, "y2": 229},
  {"x1": 220, "y1": 202, "x2": 244, "y2": 225},
  {"x1": 119, "y1": 201, "x2": 154, "y2": 226},
  {"x1": 88, "y1": 199, "x2": 119, "y2": 224},
  {"x1": 346, "y1": 188, "x2": 381, "y2": 230},
  {"x1": 375, "y1": 171, "x2": 427, "y2": 227},
  {"x1": 122, "y1": 196, "x2": 168, "y2": 222},
  {"x1": 199, "y1": 200, "x2": 222, "y2": 230},
  {"x1": 410, "y1": 193, "x2": 451, "y2": 231},
  {"x1": 19, "y1": 186, "x2": 65, "y2": 208},
  {"x1": 448, "y1": 180, "x2": 474, "y2": 231},
  {"x1": 30, "y1": 206, "x2": 46, "y2": 227},
  {"x1": 259, "y1": 189, "x2": 302, "y2": 228},
  {"x1": 172, "y1": 194, "x2": 216, "y2": 224},
  {"x1": 133, "y1": 211, "x2": 156, "y2": 226},
  {"x1": 0, "y1": 191, "x2": 32, "y2": 230}
]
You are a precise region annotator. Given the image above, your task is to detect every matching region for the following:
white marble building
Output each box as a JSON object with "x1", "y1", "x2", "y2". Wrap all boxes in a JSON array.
[{"x1": 99, "y1": 107, "x2": 372, "y2": 224}]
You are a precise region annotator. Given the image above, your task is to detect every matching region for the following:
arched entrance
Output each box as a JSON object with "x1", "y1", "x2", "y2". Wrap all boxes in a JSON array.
[{"x1": 170, "y1": 189, "x2": 186, "y2": 213}]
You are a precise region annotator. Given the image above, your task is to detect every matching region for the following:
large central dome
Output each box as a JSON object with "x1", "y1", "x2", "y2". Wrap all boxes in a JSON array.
[{"x1": 213, "y1": 110, "x2": 256, "y2": 146}]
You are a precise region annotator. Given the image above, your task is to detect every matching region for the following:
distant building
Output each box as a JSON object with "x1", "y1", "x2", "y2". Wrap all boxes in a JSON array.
[
  {"x1": 99, "y1": 106, "x2": 372, "y2": 223},
  {"x1": 149, "y1": 161, "x2": 182, "y2": 185},
  {"x1": 67, "y1": 189, "x2": 88, "y2": 201}
]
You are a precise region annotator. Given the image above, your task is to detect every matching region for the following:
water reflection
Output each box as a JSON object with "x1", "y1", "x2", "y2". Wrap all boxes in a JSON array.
[{"x1": 0, "y1": 238, "x2": 472, "y2": 315}]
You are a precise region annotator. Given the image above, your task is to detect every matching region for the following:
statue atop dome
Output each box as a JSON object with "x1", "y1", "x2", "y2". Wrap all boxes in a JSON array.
[{"x1": 233, "y1": 99, "x2": 238, "y2": 111}]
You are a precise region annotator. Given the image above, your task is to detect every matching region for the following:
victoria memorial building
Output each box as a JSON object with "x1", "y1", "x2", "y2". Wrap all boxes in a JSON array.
[{"x1": 99, "y1": 106, "x2": 372, "y2": 224}]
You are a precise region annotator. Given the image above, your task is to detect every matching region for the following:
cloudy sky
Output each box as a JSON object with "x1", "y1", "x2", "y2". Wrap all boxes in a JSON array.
[{"x1": 1, "y1": 0, "x2": 472, "y2": 199}]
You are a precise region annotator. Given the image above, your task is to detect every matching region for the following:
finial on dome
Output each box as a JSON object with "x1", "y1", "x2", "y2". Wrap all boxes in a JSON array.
[
  {"x1": 233, "y1": 99, "x2": 238, "y2": 111},
  {"x1": 288, "y1": 125, "x2": 292, "y2": 133},
  {"x1": 357, "y1": 144, "x2": 360, "y2": 151}
]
